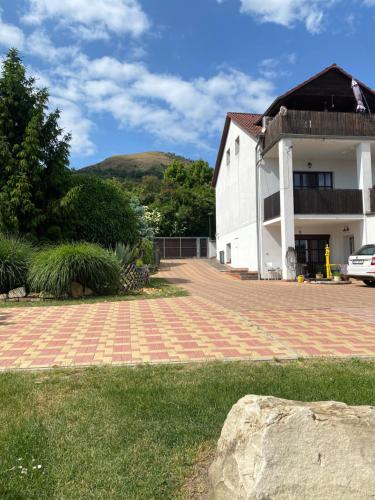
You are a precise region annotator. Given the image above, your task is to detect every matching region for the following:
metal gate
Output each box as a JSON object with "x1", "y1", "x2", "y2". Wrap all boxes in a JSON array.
[{"x1": 155, "y1": 237, "x2": 208, "y2": 259}]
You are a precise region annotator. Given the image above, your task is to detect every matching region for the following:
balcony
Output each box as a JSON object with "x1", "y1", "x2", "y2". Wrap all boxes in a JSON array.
[
  {"x1": 263, "y1": 110, "x2": 375, "y2": 152},
  {"x1": 264, "y1": 189, "x2": 363, "y2": 221}
]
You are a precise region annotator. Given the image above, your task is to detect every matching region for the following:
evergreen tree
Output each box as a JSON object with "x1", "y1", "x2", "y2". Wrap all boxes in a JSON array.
[{"x1": 0, "y1": 48, "x2": 71, "y2": 238}]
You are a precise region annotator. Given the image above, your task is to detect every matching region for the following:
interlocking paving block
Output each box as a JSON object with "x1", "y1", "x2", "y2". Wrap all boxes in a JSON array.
[{"x1": 1, "y1": 260, "x2": 375, "y2": 369}]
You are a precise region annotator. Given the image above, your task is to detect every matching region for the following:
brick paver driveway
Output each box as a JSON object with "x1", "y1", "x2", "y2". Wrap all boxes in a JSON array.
[{"x1": 0, "y1": 259, "x2": 374, "y2": 369}]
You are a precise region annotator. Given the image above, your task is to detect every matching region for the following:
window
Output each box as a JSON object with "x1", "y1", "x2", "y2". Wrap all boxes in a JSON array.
[
  {"x1": 349, "y1": 236, "x2": 355, "y2": 255},
  {"x1": 226, "y1": 148, "x2": 230, "y2": 166},
  {"x1": 354, "y1": 244, "x2": 375, "y2": 256},
  {"x1": 235, "y1": 136, "x2": 240, "y2": 155},
  {"x1": 293, "y1": 172, "x2": 333, "y2": 189}
]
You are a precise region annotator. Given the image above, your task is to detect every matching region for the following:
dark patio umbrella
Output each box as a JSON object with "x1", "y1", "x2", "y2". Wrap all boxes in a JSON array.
[{"x1": 351, "y1": 79, "x2": 367, "y2": 113}]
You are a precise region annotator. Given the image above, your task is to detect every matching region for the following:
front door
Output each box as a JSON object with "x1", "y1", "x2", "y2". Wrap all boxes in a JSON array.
[{"x1": 295, "y1": 235, "x2": 330, "y2": 277}]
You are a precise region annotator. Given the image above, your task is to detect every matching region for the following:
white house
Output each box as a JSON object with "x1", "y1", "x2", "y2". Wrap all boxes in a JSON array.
[{"x1": 213, "y1": 65, "x2": 375, "y2": 279}]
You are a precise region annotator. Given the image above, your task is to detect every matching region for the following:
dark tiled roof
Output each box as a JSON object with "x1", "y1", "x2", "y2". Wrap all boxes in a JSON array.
[
  {"x1": 256, "y1": 63, "x2": 375, "y2": 124},
  {"x1": 212, "y1": 113, "x2": 262, "y2": 187},
  {"x1": 227, "y1": 112, "x2": 263, "y2": 136}
]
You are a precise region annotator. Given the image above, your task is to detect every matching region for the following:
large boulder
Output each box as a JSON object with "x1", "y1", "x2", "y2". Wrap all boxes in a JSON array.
[
  {"x1": 8, "y1": 286, "x2": 26, "y2": 299},
  {"x1": 209, "y1": 395, "x2": 375, "y2": 499}
]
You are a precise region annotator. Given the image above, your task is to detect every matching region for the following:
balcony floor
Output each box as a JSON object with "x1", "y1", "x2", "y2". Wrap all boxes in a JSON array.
[{"x1": 264, "y1": 214, "x2": 363, "y2": 227}]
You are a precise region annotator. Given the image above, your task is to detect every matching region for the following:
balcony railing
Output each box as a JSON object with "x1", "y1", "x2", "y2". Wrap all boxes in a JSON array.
[
  {"x1": 264, "y1": 191, "x2": 280, "y2": 221},
  {"x1": 263, "y1": 188, "x2": 363, "y2": 221},
  {"x1": 263, "y1": 110, "x2": 375, "y2": 152},
  {"x1": 371, "y1": 188, "x2": 375, "y2": 213}
]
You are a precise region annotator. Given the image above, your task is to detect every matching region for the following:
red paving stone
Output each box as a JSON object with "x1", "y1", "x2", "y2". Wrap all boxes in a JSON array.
[{"x1": 1, "y1": 259, "x2": 375, "y2": 369}]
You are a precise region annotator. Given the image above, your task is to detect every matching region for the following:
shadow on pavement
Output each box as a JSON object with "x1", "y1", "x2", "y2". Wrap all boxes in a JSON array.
[
  {"x1": 164, "y1": 277, "x2": 191, "y2": 284},
  {"x1": 160, "y1": 262, "x2": 185, "y2": 269}
]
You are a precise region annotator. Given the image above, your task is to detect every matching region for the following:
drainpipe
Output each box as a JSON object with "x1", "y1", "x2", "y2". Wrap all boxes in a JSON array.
[{"x1": 255, "y1": 136, "x2": 264, "y2": 279}]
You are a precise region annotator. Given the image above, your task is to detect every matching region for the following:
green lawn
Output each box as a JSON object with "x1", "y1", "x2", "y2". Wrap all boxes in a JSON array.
[
  {"x1": 0, "y1": 278, "x2": 187, "y2": 309},
  {"x1": 0, "y1": 360, "x2": 374, "y2": 499}
]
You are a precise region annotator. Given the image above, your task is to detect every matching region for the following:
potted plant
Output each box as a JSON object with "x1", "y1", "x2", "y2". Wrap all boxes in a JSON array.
[
  {"x1": 135, "y1": 258, "x2": 144, "y2": 268},
  {"x1": 333, "y1": 271, "x2": 341, "y2": 282},
  {"x1": 315, "y1": 266, "x2": 324, "y2": 280}
]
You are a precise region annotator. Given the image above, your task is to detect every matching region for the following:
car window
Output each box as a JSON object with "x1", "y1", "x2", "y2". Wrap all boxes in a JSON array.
[{"x1": 353, "y1": 245, "x2": 375, "y2": 256}]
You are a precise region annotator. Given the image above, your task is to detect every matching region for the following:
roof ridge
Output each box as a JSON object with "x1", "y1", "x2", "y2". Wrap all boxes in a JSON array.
[{"x1": 228, "y1": 111, "x2": 261, "y2": 116}]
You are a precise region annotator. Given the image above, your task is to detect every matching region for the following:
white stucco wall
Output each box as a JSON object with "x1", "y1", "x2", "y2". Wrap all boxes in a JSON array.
[
  {"x1": 365, "y1": 215, "x2": 375, "y2": 244},
  {"x1": 208, "y1": 239, "x2": 217, "y2": 258},
  {"x1": 216, "y1": 223, "x2": 258, "y2": 270},
  {"x1": 215, "y1": 121, "x2": 258, "y2": 269}
]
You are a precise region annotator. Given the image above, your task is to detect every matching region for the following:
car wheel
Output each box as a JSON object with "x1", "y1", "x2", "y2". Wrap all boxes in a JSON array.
[{"x1": 363, "y1": 280, "x2": 375, "y2": 287}]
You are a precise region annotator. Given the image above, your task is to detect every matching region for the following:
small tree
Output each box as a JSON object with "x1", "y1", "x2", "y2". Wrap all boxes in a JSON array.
[
  {"x1": 0, "y1": 49, "x2": 71, "y2": 238},
  {"x1": 60, "y1": 175, "x2": 139, "y2": 247}
]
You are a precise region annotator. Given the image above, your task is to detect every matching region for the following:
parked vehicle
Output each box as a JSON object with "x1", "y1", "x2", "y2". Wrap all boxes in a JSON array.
[{"x1": 347, "y1": 244, "x2": 375, "y2": 287}]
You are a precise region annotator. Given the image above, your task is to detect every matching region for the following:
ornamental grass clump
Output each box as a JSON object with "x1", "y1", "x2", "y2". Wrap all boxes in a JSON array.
[
  {"x1": 0, "y1": 236, "x2": 34, "y2": 293},
  {"x1": 29, "y1": 243, "x2": 121, "y2": 297}
]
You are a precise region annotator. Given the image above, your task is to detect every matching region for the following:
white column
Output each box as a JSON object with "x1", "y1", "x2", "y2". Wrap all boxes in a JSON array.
[
  {"x1": 356, "y1": 142, "x2": 372, "y2": 214},
  {"x1": 279, "y1": 139, "x2": 295, "y2": 280}
]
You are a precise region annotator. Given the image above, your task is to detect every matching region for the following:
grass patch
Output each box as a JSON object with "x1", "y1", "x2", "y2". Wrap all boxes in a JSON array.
[
  {"x1": 0, "y1": 277, "x2": 187, "y2": 308},
  {"x1": 0, "y1": 359, "x2": 374, "y2": 499}
]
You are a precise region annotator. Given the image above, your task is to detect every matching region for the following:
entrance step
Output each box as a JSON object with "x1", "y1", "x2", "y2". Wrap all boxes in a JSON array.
[
  {"x1": 206, "y1": 260, "x2": 259, "y2": 280},
  {"x1": 223, "y1": 270, "x2": 259, "y2": 280},
  {"x1": 238, "y1": 272, "x2": 259, "y2": 280}
]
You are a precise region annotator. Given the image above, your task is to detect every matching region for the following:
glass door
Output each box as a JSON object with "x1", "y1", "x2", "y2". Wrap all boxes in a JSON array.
[{"x1": 295, "y1": 235, "x2": 330, "y2": 276}]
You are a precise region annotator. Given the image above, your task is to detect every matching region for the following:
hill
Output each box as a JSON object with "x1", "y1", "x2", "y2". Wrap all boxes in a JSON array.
[{"x1": 77, "y1": 152, "x2": 193, "y2": 181}]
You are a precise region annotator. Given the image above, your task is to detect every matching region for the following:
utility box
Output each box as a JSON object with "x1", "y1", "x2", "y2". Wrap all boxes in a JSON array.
[{"x1": 219, "y1": 251, "x2": 225, "y2": 265}]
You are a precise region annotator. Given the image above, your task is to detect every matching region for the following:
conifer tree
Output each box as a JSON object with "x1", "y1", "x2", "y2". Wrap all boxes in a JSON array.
[{"x1": 0, "y1": 48, "x2": 71, "y2": 238}]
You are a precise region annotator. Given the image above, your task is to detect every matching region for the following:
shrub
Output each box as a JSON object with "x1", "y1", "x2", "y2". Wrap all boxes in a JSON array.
[
  {"x1": 137, "y1": 239, "x2": 155, "y2": 265},
  {"x1": 29, "y1": 243, "x2": 122, "y2": 297},
  {"x1": 0, "y1": 236, "x2": 34, "y2": 293},
  {"x1": 113, "y1": 242, "x2": 136, "y2": 267},
  {"x1": 60, "y1": 176, "x2": 139, "y2": 247}
]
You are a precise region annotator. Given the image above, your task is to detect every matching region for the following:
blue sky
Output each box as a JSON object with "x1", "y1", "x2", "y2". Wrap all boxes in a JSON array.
[{"x1": 1, "y1": 0, "x2": 375, "y2": 168}]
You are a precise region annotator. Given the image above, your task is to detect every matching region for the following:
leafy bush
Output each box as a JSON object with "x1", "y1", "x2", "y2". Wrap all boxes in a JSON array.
[
  {"x1": 29, "y1": 243, "x2": 121, "y2": 297},
  {"x1": 137, "y1": 239, "x2": 155, "y2": 265},
  {"x1": 60, "y1": 176, "x2": 138, "y2": 247},
  {"x1": 0, "y1": 236, "x2": 34, "y2": 293}
]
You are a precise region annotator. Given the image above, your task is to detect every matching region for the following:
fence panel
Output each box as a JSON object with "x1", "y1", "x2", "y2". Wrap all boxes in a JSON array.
[{"x1": 154, "y1": 237, "x2": 209, "y2": 259}]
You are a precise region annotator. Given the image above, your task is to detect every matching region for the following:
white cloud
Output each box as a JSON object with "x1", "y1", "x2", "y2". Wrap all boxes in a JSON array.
[
  {"x1": 229, "y1": 0, "x2": 336, "y2": 33},
  {"x1": 22, "y1": 0, "x2": 150, "y2": 39},
  {"x1": 26, "y1": 30, "x2": 78, "y2": 61},
  {"x1": 0, "y1": 12, "x2": 25, "y2": 49},
  {"x1": 25, "y1": 49, "x2": 275, "y2": 155},
  {"x1": 0, "y1": 2, "x2": 276, "y2": 157},
  {"x1": 51, "y1": 96, "x2": 96, "y2": 156},
  {"x1": 74, "y1": 56, "x2": 275, "y2": 147},
  {"x1": 258, "y1": 53, "x2": 296, "y2": 79}
]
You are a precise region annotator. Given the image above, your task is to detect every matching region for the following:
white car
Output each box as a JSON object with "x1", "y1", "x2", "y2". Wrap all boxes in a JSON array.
[{"x1": 347, "y1": 244, "x2": 375, "y2": 287}]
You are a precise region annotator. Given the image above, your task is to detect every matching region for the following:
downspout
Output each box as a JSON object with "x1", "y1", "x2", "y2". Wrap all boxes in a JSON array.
[{"x1": 255, "y1": 135, "x2": 264, "y2": 279}]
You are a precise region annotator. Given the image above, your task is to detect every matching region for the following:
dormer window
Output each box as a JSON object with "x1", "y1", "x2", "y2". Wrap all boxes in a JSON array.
[
  {"x1": 226, "y1": 148, "x2": 230, "y2": 166},
  {"x1": 235, "y1": 136, "x2": 240, "y2": 155}
]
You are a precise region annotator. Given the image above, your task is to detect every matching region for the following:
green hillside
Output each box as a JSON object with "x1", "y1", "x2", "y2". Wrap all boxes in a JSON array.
[{"x1": 77, "y1": 152, "x2": 193, "y2": 181}]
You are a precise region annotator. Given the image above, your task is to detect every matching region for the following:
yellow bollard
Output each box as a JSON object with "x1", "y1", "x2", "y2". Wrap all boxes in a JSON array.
[{"x1": 325, "y1": 244, "x2": 332, "y2": 279}]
